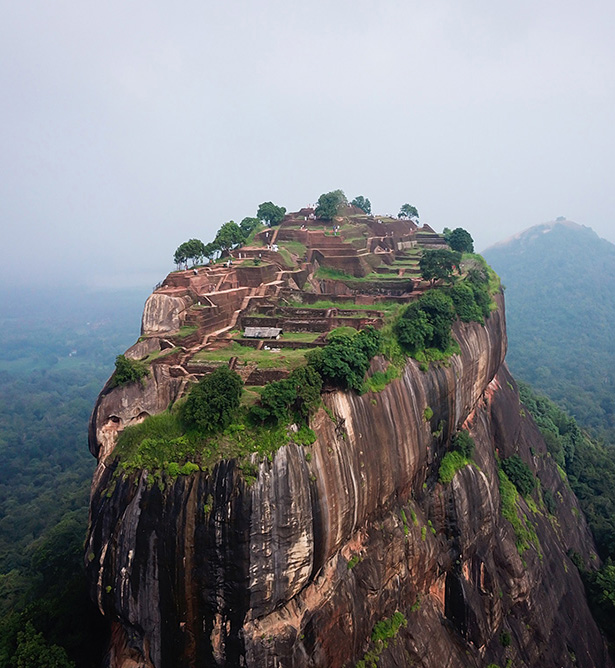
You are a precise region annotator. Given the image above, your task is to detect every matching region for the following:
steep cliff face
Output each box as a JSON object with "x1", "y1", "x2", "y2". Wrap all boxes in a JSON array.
[{"x1": 86, "y1": 291, "x2": 611, "y2": 668}]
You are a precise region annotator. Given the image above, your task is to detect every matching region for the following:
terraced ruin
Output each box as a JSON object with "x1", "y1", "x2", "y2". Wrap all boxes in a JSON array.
[{"x1": 131, "y1": 206, "x2": 448, "y2": 387}]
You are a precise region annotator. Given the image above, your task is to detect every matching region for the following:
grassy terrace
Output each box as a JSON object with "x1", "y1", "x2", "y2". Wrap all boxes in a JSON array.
[
  {"x1": 192, "y1": 342, "x2": 311, "y2": 369},
  {"x1": 112, "y1": 407, "x2": 293, "y2": 482},
  {"x1": 231, "y1": 331, "x2": 321, "y2": 343},
  {"x1": 284, "y1": 299, "x2": 400, "y2": 315},
  {"x1": 278, "y1": 240, "x2": 307, "y2": 257}
]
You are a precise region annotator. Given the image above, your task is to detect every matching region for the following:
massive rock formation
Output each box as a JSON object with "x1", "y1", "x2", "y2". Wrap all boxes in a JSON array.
[{"x1": 86, "y1": 213, "x2": 612, "y2": 667}]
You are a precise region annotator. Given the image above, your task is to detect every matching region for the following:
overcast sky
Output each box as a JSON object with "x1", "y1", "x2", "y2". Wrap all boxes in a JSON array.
[{"x1": 2, "y1": 0, "x2": 614, "y2": 289}]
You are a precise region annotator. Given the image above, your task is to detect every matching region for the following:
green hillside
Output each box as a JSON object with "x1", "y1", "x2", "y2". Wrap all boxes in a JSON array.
[{"x1": 484, "y1": 221, "x2": 615, "y2": 445}]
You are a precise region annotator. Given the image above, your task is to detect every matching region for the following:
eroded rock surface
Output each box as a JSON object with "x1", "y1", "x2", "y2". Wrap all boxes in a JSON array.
[
  {"x1": 86, "y1": 288, "x2": 612, "y2": 667},
  {"x1": 86, "y1": 212, "x2": 612, "y2": 666}
]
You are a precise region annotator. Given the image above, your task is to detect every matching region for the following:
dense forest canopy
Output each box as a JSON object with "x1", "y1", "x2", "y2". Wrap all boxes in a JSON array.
[
  {"x1": 0, "y1": 287, "x2": 145, "y2": 666},
  {"x1": 484, "y1": 222, "x2": 615, "y2": 446}
]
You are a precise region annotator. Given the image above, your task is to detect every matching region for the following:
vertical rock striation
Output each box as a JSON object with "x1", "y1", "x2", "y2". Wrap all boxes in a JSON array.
[{"x1": 86, "y1": 293, "x2": 612, "y2": 667}]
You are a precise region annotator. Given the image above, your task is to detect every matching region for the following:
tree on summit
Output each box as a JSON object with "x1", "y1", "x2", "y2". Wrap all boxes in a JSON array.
[
  {"x1": 316, "y1": 190, "x2": 347, "y2": 221},
  {"x1": 174, "y1": 238, "x2": 206, "y2": 268},
  {"x1": 446, "y1": 227, "x2": 474, "y2": 253},
  {"x1": 214, "y1": 221, "x2": 244, "y2": 253},
  {"x1": 239, "y1": 216, "x2": 261, "y2": 238},
  {"x1": 351, "y1": 195, "x2": 371, "y2": 214},
  {"x1": 419, "y1": 249, "x2": 461, "y2": 285},
  {"x1": 257, "y1": 202, "x2": 286, "y2": 226},
  {"x1": 398, "y1": 204, "x2": 419, "y2": 220}
]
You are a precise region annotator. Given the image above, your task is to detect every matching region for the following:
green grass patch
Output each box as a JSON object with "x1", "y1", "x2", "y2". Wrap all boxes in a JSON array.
[
  {"x1": 279, "y1": 331, "x2": 320, "y2": 342},
  {"x1": 327, "y1": 326, "x2": 358, "y2": 340},
  {"x1": 278, "y1": 240, "x2": 307, "y2": 257},
  {"x1": 285, "y1": 299, "x2": 399, "y2": 314},
  {"x1": 413, "y1": 340, "x2": 461, "y2": 366},
  {"x1": 192, "y1": 342, "x2": 310, "y2": 369},
  {"x1": 276, "y1": 247, "x2": 295, "y2": 268},
  {"x1": 361, "y1": 364, "x2": 401, "y2": 393},
  {"x1": 176, "y1": 325, "x2": 198, "y2": 338},
  {"x1": 347, "y1": 554, "x2": 361, "y2": 569},
  {"x1": 114, "y1": 406, "x2": 291, "y2": 480},
  {"x1": 498, "y1": 469, "x2": 541, "y2": 556},
  {"x1": 294, "y1": 425, "x2": 317, "y2": 445},
  {"x1": 439, "y1": 451, "x2": 471, "y2": 484},
  {"x1": 356, "y1": 612, "x2": 408, "y2": 668}
]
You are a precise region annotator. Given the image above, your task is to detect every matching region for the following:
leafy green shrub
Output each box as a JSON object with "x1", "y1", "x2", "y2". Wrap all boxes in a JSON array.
[
  {"x1": 347, "y1": 554, "x2": 360, "y2": 569},
  {"x1": 498, "y1": 469, "x2": 541, "y2": 555},
  {"x1": 307, "y1": 327, "x2": 381, "y2": 391},
  {"x1": 394, "y1": 303, "x2": 433, "y2": 353},
  {"x1": 501, "y1": 454, "x2": 535, "y2": 497},
  {"x1": 423, "y1": 406, "x2": 433, "y2": 421},
  {"x1": 371, "y1": 612, "x2": 407, "y2": 644},
  {"x1": 448, "y1": 282, "x2": 483, "y2": 322},
  {"x1": 465, "y1": 269, "x2": 493, "y2": 318},
  {"x1": 110, "y1": 354, "x2": 149, "y2": 388},
  {"x1": 394, "y1": 290, "x2": 455, "y2": 354},
  {"x1": 250, "y1": 365, "x2": 322, "y2": 424},
  {"x1": 499, "y1": 630, "x2": 511, "y2": 647},
  {"x1": 543, "y1": 488, "x2": 557, "y2": 515},
  {"x1": 451, "y1": 430, "x2": 475, "y2": 458},
  {"x1": 439, "y1": 450, "x2": 471, "y2": 484},
  {"x1": 294, "y1": 425, "x2": 317, "y2": 445},
  {"x1": 182, "y1": 367, "x2": 243, "y2": 433},
  {"x1": 361, "y1": 365, "x2": 400, "y2": 393}
]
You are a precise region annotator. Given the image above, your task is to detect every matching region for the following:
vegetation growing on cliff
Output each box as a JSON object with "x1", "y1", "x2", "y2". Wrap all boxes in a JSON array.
[
  {"x1": 519, "y1": 383, "x2": 615, "y2": 648},
  {"x1": 393, "y1": 262, "x2": 495, "y2": 362},
  {"x1": 518, "y1": 382, "x2": 615, "y2": 559},
  {"x1": 355, "y1": 611, "x2": 408, "y2": 668},
  {"x1": 181, "y1": 367, "x2": 243, "y2": 433},
  {"x1": 439, "y1": 430, "x2": 475, "y2": 484},
  {"x1": 498, "y1": 468, "x2": 541, "y2": 556},
  {"x1": 109, "y1": 354, "x2": 149, "y2": 388}
]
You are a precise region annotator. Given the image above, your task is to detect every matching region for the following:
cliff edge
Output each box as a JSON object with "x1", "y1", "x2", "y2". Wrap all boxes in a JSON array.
[{"x1": 86, "y1": 211, "x2": 611, "y2": 667}]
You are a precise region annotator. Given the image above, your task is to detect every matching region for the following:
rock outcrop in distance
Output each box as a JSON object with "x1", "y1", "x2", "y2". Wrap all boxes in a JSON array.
[{"x1": 86, "y1": 209, "x2": 612, "y2": 667}]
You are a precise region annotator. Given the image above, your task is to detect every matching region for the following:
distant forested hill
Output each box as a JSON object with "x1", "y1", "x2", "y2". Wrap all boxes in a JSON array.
[{"x1": 483, "y1": 221, "x2": 615, "y2": 445}]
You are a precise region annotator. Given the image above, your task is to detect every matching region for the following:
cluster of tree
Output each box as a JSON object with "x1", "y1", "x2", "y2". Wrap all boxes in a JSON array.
[
  {"x1": 173, "y1": 222, "x2": 244, "y2": 269},
  {"x1": 398, "y1": 204, "x2": 419, "y2": 220},
  {"x1": 0, "y1": 510, "x2": 108, "y2": 668},
  {"x1": 250, "y1": 366, "x2": 322, "y2": 424},
  {"x1": 500, "y1": 454, "x2": 536, "y2": 496},
  {"x1": 350, "y1": 196, "x2": 371, "y2": 214},
  {"x1": 394, "y1": 268, "x2": 492, "y2": 355},
  {"x1": 419, "y1": 249, "x2": 462, "y2": 285},
  {"x1": 109, "y1": 354, "x2": 149, "y2": 388},
  {"x1": 181, "y1": 367, "x2": 244, "y2": 433},
  {"x1": 180, "y1": 327, "x2": 383, "y2": 436},
  {"x1": 305, "y1": 327, "x2": 382, "y2": 391},
  {"x1": 0, "y1": 288, "x2": 143, "y2": 667},
  {"x1": 173, "y1": 201, "x2": 288, "y2": 269},
  {"x1": 443, "y1": 227, "x2": 474, "y2": 253},
  {"x1": 518, "y1": 382, "x2": 615, "y2": 648},
  {"x1": 315, "y1": 190, "x2": 347, "y2": 221}
]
